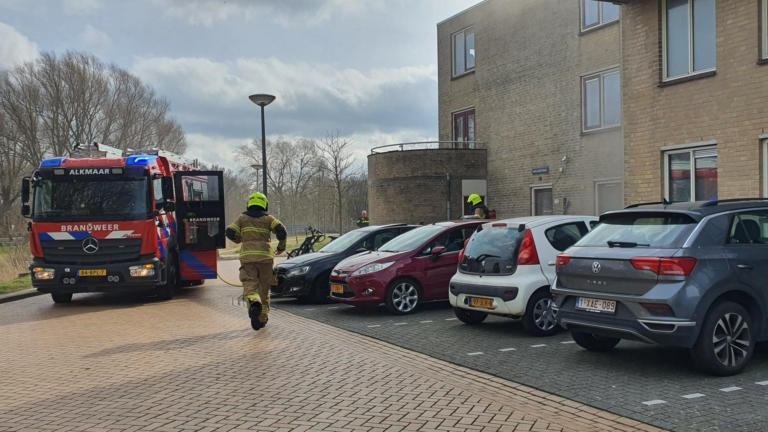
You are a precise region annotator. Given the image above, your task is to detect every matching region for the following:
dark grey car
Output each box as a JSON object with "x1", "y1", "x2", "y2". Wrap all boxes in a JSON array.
[{"x1": 553, "y1": 199, "x2": 768, "y2": 376}]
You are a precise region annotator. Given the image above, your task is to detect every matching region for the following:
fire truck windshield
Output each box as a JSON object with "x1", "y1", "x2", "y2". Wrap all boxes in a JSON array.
[{"x1": 33, "y1": 178, "x2": 150, "y2": 221}]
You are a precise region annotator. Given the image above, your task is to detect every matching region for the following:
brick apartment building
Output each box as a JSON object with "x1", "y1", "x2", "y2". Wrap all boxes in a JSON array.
[
  {"x1": 620, "y1": 0, "x2": 768, "y2": 204},
  {"x1": 438, "y1": 0, "x2": 625, "y2": 217}
]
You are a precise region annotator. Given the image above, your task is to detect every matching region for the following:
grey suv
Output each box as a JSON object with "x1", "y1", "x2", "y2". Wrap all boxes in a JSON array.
[{"x1": 553, "y1": 199, "x2": 768, "y2": 376}]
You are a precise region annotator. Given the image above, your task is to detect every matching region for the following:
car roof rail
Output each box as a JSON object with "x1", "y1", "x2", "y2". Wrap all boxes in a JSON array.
[{"x1": 700, "y1": 198, "x2": 768, "y2": 207}]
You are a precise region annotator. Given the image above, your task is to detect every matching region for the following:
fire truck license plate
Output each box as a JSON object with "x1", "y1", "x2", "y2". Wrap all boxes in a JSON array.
[{"x1": 78, "y1": 269, "x2": 106, "y2": 277}]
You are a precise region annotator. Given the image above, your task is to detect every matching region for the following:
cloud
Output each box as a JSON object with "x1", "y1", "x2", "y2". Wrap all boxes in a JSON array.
[
  {"x1": 0, "y1": 22, "x2": 39, "y2": 69},
  {"x1": 63, "y1": 0, "x2": 103, "y2": 14},
  {"x1": 79, "y1": 24, "x2": 112, "y2": 49},
  {"x1": 147, "y1": 0, "x2": 384, "y2": 28}
]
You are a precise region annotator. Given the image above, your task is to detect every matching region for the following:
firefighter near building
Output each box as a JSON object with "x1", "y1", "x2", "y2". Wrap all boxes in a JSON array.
[{"x1": 19, "y1": 142, "x2": 227, "y2": 304}]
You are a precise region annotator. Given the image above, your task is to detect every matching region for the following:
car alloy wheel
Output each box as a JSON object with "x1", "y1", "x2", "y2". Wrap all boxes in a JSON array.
[
  {"x1": 533, "y1": 297, "x2": 557, "y2": 331},
  {"x1": 392, "y1": 282, "x2": 418, "y2": 313},
  {"x1": 713, "y1": 313, "x2": 751, "y2": 367}
]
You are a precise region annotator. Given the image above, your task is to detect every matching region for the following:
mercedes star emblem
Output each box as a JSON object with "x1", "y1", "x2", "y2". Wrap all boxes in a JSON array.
[
  {"x1": 592, "y1": 262, "x2": 601, "y2": 274},
  {"x1": 82, "y1": 237, "x2": 99, "y2": 254}
]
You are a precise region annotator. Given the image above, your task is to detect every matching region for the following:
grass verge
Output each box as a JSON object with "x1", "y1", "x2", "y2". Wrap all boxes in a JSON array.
[{"x1": 0, "y1": 276, "x2": 32, "y2": 295}]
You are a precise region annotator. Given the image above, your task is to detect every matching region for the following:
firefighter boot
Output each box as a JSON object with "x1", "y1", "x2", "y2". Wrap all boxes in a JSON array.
[{"x1": 245, "y1": 294, "x2": 263, "y2": 331}]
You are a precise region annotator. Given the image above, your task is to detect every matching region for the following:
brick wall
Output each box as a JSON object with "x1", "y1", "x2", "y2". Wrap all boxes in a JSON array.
[
  {"x1": 438, "y1": 0, "x2": 623, "y2": 218},
  {"x1": 368, "y1": 149, "x2": 487, "y2": 225},
  {"x1": 622, "y1": 0, "x2": 768, "y2": 204}
]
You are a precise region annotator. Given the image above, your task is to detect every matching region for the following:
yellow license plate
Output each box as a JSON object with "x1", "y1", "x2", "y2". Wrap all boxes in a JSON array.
[
  {"x1": 271, "y1": 278, "x2": 278, "y2": 286},
  {"x1": 331, "y1": 284, "x2": 344, "y2": 294},
  {"x1": 78, "y1": 269, "x2": 106, "y2": 277},
  {"x1": 469, "y1": 297, "x2": 495, "y2": 309}
]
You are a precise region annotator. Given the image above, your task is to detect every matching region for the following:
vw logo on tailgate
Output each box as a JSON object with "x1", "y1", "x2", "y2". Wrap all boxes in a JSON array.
[
  {"x1": 592, "y1": 262, "x2": 601, "y2": 274},
  {"x1": 82, "y1": 237, "x2": 99, "y2": 254}
]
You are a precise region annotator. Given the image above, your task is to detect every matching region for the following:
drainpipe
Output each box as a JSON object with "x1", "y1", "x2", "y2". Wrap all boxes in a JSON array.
[{"x1": 446, "y1": 173, "x2": 451, "y2": 221}]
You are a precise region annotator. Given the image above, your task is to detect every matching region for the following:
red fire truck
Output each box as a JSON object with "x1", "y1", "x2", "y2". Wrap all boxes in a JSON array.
[{"x1": 19, "y1": 143, "x2": 226, "y2": 303}]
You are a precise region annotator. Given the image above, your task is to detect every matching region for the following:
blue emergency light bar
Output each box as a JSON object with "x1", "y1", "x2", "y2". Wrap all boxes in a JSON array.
[
  {"x1": 126, "y1": 155, "x2": 159, "y2": 166},
  {"x1": 40, "y1": 157, "x2": 67, "y2": 167}
]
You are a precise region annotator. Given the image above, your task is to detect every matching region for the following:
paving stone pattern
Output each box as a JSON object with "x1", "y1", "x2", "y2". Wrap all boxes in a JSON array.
[
  {"x1": 272, "y1": 291, "x2": 768, "y2": 431},
  {"x1": 0, "y1": 260, "x2": 660, "y2": 432}
]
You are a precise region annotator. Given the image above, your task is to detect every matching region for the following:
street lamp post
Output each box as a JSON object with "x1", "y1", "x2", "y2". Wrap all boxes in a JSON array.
[
  {"x1": 248, "y1": 94, "x2": 276, "y2": 197},
  {"x1": 250, "y1": 164, "x2": 262, "y2": 193}
]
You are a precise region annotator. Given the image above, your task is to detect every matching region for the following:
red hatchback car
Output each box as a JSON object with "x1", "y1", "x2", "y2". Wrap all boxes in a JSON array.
[{"x1": 329, "y1": 221, "x2": 484, "y2": 315}]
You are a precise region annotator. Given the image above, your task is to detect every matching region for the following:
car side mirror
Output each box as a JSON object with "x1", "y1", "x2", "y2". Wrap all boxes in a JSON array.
[
  {"x1": 21, "y1": 177, "x2": 31, "y2": 202},
  {"x1": 430, "y1": 246, "x2": 446, "y2": 261},
  {"x1": 21, "y1": 204, "x2": 31, "y2": 218}
]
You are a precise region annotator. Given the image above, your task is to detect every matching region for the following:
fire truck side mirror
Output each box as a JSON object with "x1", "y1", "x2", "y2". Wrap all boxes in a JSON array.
[
  {"x1": 161, "y1": 177, "x2": 175, "y2": 201},
  {"x1": 21, "y1": 178, "x2": 31, "y2": 218}
]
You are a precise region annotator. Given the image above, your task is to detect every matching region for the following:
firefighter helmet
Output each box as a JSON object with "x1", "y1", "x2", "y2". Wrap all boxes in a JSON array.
[
  {"x1": 247, "y1": 192, "x2": 268, "y2": 210},
  {"x1": 467, "y1": 194, "x2": 482, "y2": 206}
]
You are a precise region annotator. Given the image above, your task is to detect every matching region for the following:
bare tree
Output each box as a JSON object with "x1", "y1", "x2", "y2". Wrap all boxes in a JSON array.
[{"x1": 317, "y1": 130, "x2": 359, "y2": 235}]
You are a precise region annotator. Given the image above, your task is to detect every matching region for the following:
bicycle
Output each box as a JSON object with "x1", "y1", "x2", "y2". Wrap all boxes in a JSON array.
[{"x1": 287, "y1": 226, "x2": 326, "y2": 258}]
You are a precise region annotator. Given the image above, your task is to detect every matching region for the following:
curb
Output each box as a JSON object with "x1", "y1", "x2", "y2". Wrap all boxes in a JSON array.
[{"x1": 0, "y1": 288, "x2": 44, "y2": 305}]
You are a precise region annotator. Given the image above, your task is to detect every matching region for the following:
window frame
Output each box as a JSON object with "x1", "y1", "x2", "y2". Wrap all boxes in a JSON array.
[
  {"x1": 452, "y1": 26, "x2": 475, "y2": 78},
  {"x1": 763, "y1": 139, "x2": 768, "y2": 197},
  {"x1": 531, "y1": 185, "x2": 554, "y2": 217},
  {"x1": 581, "y1": 68, "x2": 621, "y2": 132},
  {"x1": 581, "y1": 0, "x2": 620, "y2": 32},
  {"x1": 663, "y1": 145, "x2": 718, "y2": 202},
  {"x1": 544, "y1": 221, "x2": 590, "y2": 252},
  {"x1": 661, "y1": 0, "x2": 717, "y2": 82},
  {"x1": 452, "y1": 108, "x2": 476, "y2": 147}
]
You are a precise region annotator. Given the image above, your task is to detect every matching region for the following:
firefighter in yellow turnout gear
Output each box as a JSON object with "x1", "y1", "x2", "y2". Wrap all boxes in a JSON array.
[{"x1": 225, "y1": 192, "x2": 287, "y2": 331}]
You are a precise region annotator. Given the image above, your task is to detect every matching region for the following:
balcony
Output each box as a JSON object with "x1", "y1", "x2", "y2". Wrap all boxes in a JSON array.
[{"x1": 370, "y1": 141, "x2": 488, "y2": 155}]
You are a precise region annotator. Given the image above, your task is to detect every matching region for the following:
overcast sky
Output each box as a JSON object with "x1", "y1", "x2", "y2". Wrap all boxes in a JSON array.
[{"x1": 0, "y1": 0, "x2": 481, "y2": 169}]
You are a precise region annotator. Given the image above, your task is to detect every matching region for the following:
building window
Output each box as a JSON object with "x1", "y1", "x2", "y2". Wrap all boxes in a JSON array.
[
  {"x1": 453, "y1": 27, "x2": 475, "y2": 77},
  {"x1": 532, "y1": 187, "x2": 554, "y2": 216},
  {"x1": 763, "y1": 0, "x2": 768, "y2": 60},
  {"x1": 582, "y1": 69, "x2": 621, "y2": 132},
  {"x1": 665, "y1": 147, "x2": 718, "y2": 202},
  {"x1": 582, "y1": 0, "x2": 620, "y2": 31},
  {"x1": 663, "y1": 0, "x2": 716, "y2": 80},
  {"x1": 595, "y1": 180, "x2": 623, "y2": 215},
  {"x1": 453, "y1": 109, "x2": 475, "y2": 148}
]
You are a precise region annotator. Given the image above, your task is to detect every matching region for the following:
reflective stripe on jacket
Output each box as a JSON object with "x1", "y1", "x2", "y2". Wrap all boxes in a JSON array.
[{"x1": 226, "y1": 213, "x2": 287, "y2": 263}]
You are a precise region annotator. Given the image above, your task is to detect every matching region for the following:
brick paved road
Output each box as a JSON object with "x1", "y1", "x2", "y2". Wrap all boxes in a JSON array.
[
  {"x1": 272, "y1": 271, "x2": 768, "y2": 432},
  {"x1": 0, "y1": 259, "x2": 660, "y2": 432}
]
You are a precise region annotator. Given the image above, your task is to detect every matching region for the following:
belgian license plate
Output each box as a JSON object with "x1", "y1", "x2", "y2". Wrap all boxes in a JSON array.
[
  {"x1": 469, "y1": 297, "x2": 495, "y2": 309},
  {"x1": 331, "y1": 284, "x2": 344, "y2": 294},
  {"x1": 576, "y1": 297, "x2": 616, "y2": 314},
  {"x1": 78, "y1": 269, "x2": 106, "y2": 277}
]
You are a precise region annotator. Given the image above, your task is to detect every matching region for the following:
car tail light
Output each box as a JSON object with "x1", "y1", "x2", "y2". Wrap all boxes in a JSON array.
[
  {"x1": 630, "y1": 257, "x2": 697, "y2": 276},
  {"x1": 458, "y1": 238, "x2": 470, "y2": 263},
  {"x1": 555, "y1": 254, "x2": 570, "y2": 271},
  {"x1": 517, "y1": 230, "x2": 539, "y2": 265}
]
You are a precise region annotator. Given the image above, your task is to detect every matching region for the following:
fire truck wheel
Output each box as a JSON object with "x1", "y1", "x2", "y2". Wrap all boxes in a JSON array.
[
  {"x1": 156, "y1": 255, "x2": 179, "y2": 301},
  {"x1": 51, "y1": 293, "x2": 73, "y2": 304}
]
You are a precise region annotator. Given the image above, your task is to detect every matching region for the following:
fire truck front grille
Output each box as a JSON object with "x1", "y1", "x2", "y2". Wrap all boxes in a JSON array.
[{"x1": 41, "y1": 239, "x2": 143, "y2": 265}]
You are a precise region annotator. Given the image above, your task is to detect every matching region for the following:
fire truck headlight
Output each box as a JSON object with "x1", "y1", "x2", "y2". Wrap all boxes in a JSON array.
[
  {"x1": 32, "y1": 267, "x2": 55, "y2": 280},
  {"x1": 111, "y1": 168, "x2": 123, "y2": 175},
  {"x1": 129, "y1": 264, "x2": 155, "y2": 277}
]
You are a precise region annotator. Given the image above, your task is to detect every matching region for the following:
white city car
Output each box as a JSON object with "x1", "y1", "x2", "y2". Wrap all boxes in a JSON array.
[{"x1": 449, "y1": 216, "x2": 598, "y2": 336}]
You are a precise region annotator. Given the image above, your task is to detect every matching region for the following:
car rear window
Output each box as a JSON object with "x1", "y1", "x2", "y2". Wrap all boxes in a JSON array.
[
  {"x1": 575, "y1": 212, "x2": 698, "y2": 249},
  {"x1": 460, "y1": 224, "x2": 521, "y2": 275}
]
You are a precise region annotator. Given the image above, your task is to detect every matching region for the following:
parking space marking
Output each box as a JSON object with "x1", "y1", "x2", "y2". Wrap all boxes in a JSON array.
[
  {"x1": 560, "y1": 341, "x2": 576, "y2": 344},
  {"x1": 531, "y1": 344, "x2": 547, "y2": 348},
  {"x1": 304, "y1": 309, "x2": 316, "y2": 311},
  {"x1": 394, "y1": 323, "x2": 407, "y2": 326},
  {"x1": 420, "y1": 320, "x2": 433, "y2": 323},
  {"x1": 467, "y1": 352, "x2": 483, "y2": 356},
  {"x1": 681, "y1": 393, "x2": 706, "y2": 399},
  {"x1": 327, "y1": 307, "x2": 339, "y2": 310},
  {"x1": 641, "y1": 400, "x2": 666, "y2": 406},
  {"x1": 367, "y1": 325, "x2": 381, "y2": 328},
  {"x1": 719, "y1": 387, "x2": 742, "y2": 393},
  {"x1": 445, "y1": 318, "x2": 458, "y2": 321},
  {"x1": 756, "y1": 381, "x2": 768, "y2": 386},
  {"x1": 499, "y1": 348, "x2": 516, "y2": 352}
]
